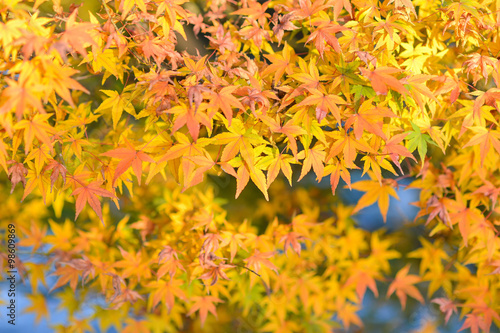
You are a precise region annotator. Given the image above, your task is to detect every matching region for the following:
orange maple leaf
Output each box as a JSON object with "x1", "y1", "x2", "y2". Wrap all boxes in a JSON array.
[
  {"x1": 472, "y1": 88, "x2": 500, "y2": 120},
  {"x1": 328, "y1": 0, "x2": 353, "y2": 20},
  {"x1": 50, "y1": 265, "x2": 81, "y2": 292},
  {"x1": 187, "y1": 296, "x2": 223, "y2": 327},
  {"x1": 59, "y1": 9, "x2": 97, "y2": 56},
  {"x1": 345, "y1": 269, "x2": 379, "y2": 301},
  {"x1": 200, "y1": 263, "x2": 234, "y2": 286},
  {"x1": 146, "y1": 278, "x2": 186, "y2": 312},
  {"x1": 44, "y1": 159, "x2": 67, "y2": 192},
  {"x1": 244, "y1": 250, "x2": 278, "y2": 274},
  {"x1": 297, "y1": 88, "x2": 346, "y2": 124},
  {"x1": 462, "y1": 126, "x2": 500, "y2": 167},
  {"x1": 272, "y1": 13, "x2": 299, "y2": 45},
  {"x1": 360, "y1": 67, "x2": 408, "y2": 96},
  {"x1": 0, "y1": 71, "x2": 45, "y2": 120},
  {"x1": 381, "y1": 133, "x2": 416, "y2": 174},
  {"x1": 71, "y1": 181, "x2": 116, "y2": 223},
  {"x1": 344, "y1": 99, "x2": 396, "y2": 140},
  {"x1": 101, "y1": 142, "x2": 155, "y2": 186},
  {"x1": 305, "y1": 21, "x2": 347, "y2": 57},
  {"x1": 387, "y1": 264, "x2": 424, "y2": 309},
  {"x1": 279, "y1": 232, "x2": 305, "y2": 256},
  {"x1": 327, "y1": 134, "x2": 375, "y2": 169},
  {"x1": 205, "y1": 86, "x2": 244, "y2": 126}
]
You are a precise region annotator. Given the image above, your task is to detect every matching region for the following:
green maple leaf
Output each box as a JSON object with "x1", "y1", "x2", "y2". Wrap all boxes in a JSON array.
[{"x1": 406, "y1": 122, "x2": 436, "y2": 164}]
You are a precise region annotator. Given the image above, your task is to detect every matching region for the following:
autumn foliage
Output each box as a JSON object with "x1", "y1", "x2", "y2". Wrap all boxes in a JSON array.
[{"x1": 1, "y1": 0, "x2": 500, "y2": 331}]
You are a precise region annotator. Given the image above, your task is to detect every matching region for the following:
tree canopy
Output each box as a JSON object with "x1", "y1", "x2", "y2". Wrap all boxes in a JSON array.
[{"x1": 1, "y1": 0, "x2": 500, "y2": 331}]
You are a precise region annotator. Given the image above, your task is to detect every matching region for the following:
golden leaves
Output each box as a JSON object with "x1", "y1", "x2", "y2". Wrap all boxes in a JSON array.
[{"x1": 3, "y1": 0, "x2": 500, "y2": 331}]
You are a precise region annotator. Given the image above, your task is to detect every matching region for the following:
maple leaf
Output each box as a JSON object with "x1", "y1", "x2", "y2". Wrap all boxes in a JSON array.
[
  {"x1": 263, "y1": 115, "x2": 307, "y2": 158},
  {"x1": 24, "y1": 294, "x2": 49, "y2": 324},
  {"x1": 21, "y1": 166, "x2": 50, "y2": 203},
  {"x1": 187, "y1": 84, "x2": 210, "y2": 112},
  {"x1": 387, "y1": 265, "x2": 424, "y2": 309},
  {"x1": 115, "y1": 247, "x2": 152, "y2": 282},
  {"x1": 272, "y1": 13, "x2": 299, "y2": 45},
  {"x1": 297, "y1": 88, "x2": 346, "y2": 124},
  {"x1": 63, "y1": 258, "x2": 95, "y2": 287},
  {"x1": 326, "y1": 133, "x2": 375, "y2": 169},
  {"x1": 157, "y1": 249, "x2": 185, "y2": 280},
  {"x1": 328, "y1": 0, "x2": 353, "y2": 20},
  {"x1": 297, "y1": 144, "x2": 326, "y2": 182},
  {"x1": 280, "y1": 232, "x2": 305, "y2": 256},
  {"x1": 334, "y1": 299, "x2": 363, "y2": 330},
  {"x1": 291, "y1": 57, "x2": 324, "y2": 91},
  {"x1": 360, "y1": 67, "x2": 408, "y2": 96},
  {"x1": 462, "y1": 126, "x2": 500, "y2": 167},
  {"x1": 404, "y1": 74, "x2": 438, "y2": 110},
  {"x1": 40, "y1": 58, "x2": 89, "y2": 106},
  {"x1": 50, "y1": 265, "x2": 81, "y2": 292},
  {"x1": 463, "y1": 53, "x2": 497, "y2": 85},
  {"x1": 260, "y1": 148, "x2": 296, "y2": 187},
  {"x1": 167, "y1": 103, "x2": 211, "y2": 140},
  {"x1": 146, "y1": 278, "x2": 186, "y2": 312},
  {"x1": 351, "y1": 179, "x2": 400, "y2": 222},
  {"x1": 59, "y1": 9, "x2": 97, "y2": 56},
  {"x1": 95, "y1": 89, "x2": 136, "y2": 129},
  {"x1": 433, "y1": 71, "x2": 465, "y2": 104},
  {"x1": 200, "y1": 263, "x2": 234, "y2": 286},
  {"x1": 431, "y1": 298, "x2": 457, "y2": 324},
  {"x1": 305, "y1": 21, "x2": 347, "y2": 57},
  {"x1": 388, "y1": 0, "x2": 417, "y2": 16},
  {"x1": 118, "y1": 0, "x2": 147, "y2": 18},
  {"x1": 213, "y1": 119, "x2": 266, "y2": 168},
  {"x1": 158, "y1": 246, "x2": 178, "y2": 264},
  {"x1": 188, "y1": 14, "x2": 207, "y2": 36},
  {"x1": 187, "y1": 296, "x2": 223, "y2": 327},
  {"x1": 71, "y1": 181, "x2": 117, "y2": 223},
  {"x1": 345, "y1": 269, "x2": 379, "y2": 301},
  {"x1": 140, "y1": 35, "x2": 169, "y2": 67},
  {"x1": 26, "y1": 144, "x2": 51, "y2": 175},
  {"x1": 7, "y1": 160, "x2": 28, "y2": 193},
  {"x1": 152, "y1": 133, "x2": 212, "y2": 188},
  {"x1": 14, "y1": 113, "x2": 55, "y2": 154},
  {"x1": 459, "y1": 313, "x2": 488, "y2": 333},
  {"x1": 205, "y1": 86, "x2": 244, "y2": 126},
  {"x1": 473, "y1": 180, "x2": 500, "y2": 210},
  {"x1": 183, "y1": 153, "x2": 218, "y2": 191},
  {"x1": 244, "y1": 250, "x2": 278, "y2": 274},
  {"x1": 471, "y1": 88, "x2": 500, "y2": 120},
  {"x1": 18, "y1": 222, "x2": 47, "y2": 253},
  {"x1": 416, "y1": 195, "x2": 454, "y2": 227},
  {"x1": 261, "y1": 42, "x2": 296, "y2": 84},
  {"x1": 0, "y1": 71, "x2": 45, "y2": 120},
  {"x1": 295, "y1": 0, "x2": 330, "y2": 19},
  {"x1": 44, "y1": 159, "x2": 67, "y2": 192},
  {"x1": 406, "y1": 122, "x2": 436, "y2": 165},
  {"x1": 101, "y1": 142, "x2": 155, "y2": 186},
  {"x1": 381, "y1": 133, "x2": 416, "y2": 173},
  {"x1": 221, "y1": 231, "x2": 248, "y2": 263},
  {"x1": 233, "y1": 1, "x2": 270, "y2": 26},
  {"x1": 326, "y1": 162, "x2": 351, "y2": 194},
  {"x1": 344, "y1": 99, "x2": 396, "y2": 140}
]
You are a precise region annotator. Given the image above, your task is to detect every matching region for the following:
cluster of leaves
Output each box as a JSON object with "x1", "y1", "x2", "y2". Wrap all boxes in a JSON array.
[{"x1": 0, "y1": 0, "x2": 499, "y2": 331}]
